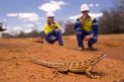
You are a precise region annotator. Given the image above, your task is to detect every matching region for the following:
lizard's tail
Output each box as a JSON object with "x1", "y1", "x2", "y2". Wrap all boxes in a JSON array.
[{"x1": 30, "y1": 57, "x2": 63, "y2": 68}]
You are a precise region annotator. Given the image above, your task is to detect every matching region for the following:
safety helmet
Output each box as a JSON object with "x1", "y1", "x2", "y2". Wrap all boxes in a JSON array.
[
  {"x1": 80, "y1": 4, "x2": 90, "y2": 12},
  {"x1": 46, "y1": 12, "x2": 55, "y2": 17}
]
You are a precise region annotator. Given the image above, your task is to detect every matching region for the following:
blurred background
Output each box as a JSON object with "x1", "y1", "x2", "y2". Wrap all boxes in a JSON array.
[{"x1": 0, "y1": 0, "x2": 124, "y2": 38}]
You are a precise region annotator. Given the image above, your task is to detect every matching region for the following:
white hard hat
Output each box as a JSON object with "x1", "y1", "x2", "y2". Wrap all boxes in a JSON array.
[
  {"x1": 80, "y1": 4, "x2": 90, "y2": 12},
  {"x1": 46, "y1": 12, "x2": 55, "y2": 17}
]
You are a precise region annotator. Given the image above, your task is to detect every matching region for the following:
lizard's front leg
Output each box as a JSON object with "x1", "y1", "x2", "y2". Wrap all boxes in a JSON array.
[{"x1": 85, "y1": 66, "x2": 100, "y2": 78}]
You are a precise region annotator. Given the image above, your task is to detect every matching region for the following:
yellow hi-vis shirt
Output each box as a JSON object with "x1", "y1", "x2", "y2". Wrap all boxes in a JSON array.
[
  {"x1": 79, "y1": 17, "x2": 94, "y2": 32},
  {"x1": 44, "y1": 22, "x2": 61, "y2": 35}
]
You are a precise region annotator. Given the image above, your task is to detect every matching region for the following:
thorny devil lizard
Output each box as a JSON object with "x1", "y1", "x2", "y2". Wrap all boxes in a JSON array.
[{"x1": 30, "y1": 53, "x2": 107, "y2": 78}]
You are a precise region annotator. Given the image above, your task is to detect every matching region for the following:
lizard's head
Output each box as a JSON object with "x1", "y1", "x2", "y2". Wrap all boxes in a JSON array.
[{"x1": 88, "y1": 52, "x2": 108, "y2": 66}]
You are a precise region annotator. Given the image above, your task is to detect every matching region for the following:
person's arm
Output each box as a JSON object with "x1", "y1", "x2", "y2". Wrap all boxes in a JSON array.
[
  {"x1": 74, "y1": 19, "x2": 82, "y2": 34},
  {"x1": 53, "y1": 22, "x2": 61, "y2": 32},
  {"x1": 74, "y1": 19, "x2": 81, "y2": 30},
  {"x1": 55, "y1": 22, "x2": 61, "y2": 29},
  {"x1": 44, "y1": 24, "x2": 49, "y2": 35},
  {"x1": 92, "y1": 18, "x2": 99, "y2": 37}
]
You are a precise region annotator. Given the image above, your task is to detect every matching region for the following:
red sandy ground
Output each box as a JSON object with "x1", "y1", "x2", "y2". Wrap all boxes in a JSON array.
[{"x1": 0, "y1": 34, "x2": 124, "y2": 82}]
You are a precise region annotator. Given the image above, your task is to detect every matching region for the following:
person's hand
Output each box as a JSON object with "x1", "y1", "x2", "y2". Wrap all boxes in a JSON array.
[
  {"x1": 89, "y1": 34, "x2": 93, "y2": 38},
  {"x1": 84, "y1": 34, "x2": 93, "y2": 41},
  {"x1": 55, "y1": 28, "x2": 60, "y2": 31},
  {"x1": 51, "y1": 24, "x2": 57, "y2": 28},
  {"x1": 84, "y1": 35, "x2": 90, "y2": 41}
]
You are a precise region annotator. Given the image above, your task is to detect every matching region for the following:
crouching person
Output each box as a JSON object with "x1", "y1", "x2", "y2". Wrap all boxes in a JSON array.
[
  {"x1": 74, "y1": 4, "x2": 99, "y2": 50},
  {"x1": 44, "y1": 13, "x2": 64, "y2": 46},
  {"x1": 0, "y1": 23, "x2": 6, "y2": 31}
]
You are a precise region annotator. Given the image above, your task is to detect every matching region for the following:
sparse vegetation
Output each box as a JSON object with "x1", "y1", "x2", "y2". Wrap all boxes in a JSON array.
[{"x1": 99, "y1": 0, "x2": 124, "y2": 34}]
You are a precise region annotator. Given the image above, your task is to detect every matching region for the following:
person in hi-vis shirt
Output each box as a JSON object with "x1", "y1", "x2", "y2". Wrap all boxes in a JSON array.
[{"x1": 44, "y1": 13, "x2": 63, "y2": 46}]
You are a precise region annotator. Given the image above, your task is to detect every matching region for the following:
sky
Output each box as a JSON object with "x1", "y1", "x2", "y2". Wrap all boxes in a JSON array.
[{"x1": 0, "y1": 0, "x2": 117, "y2": 34}]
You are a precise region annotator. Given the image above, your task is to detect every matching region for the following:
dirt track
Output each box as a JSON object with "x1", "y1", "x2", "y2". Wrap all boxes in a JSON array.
[{"x1": 0, "y1": 34, "x2": 124, "y2": 82}]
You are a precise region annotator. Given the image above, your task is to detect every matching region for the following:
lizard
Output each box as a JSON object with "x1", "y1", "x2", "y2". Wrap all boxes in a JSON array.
[{"x1": 30, "y1": 53, "x2": 107, "y2": 78}]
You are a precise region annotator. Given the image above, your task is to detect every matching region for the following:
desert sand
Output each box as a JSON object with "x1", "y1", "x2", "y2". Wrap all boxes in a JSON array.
[{"x1": 0, "y1": 34, "x2": 124, "y2": 82}]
